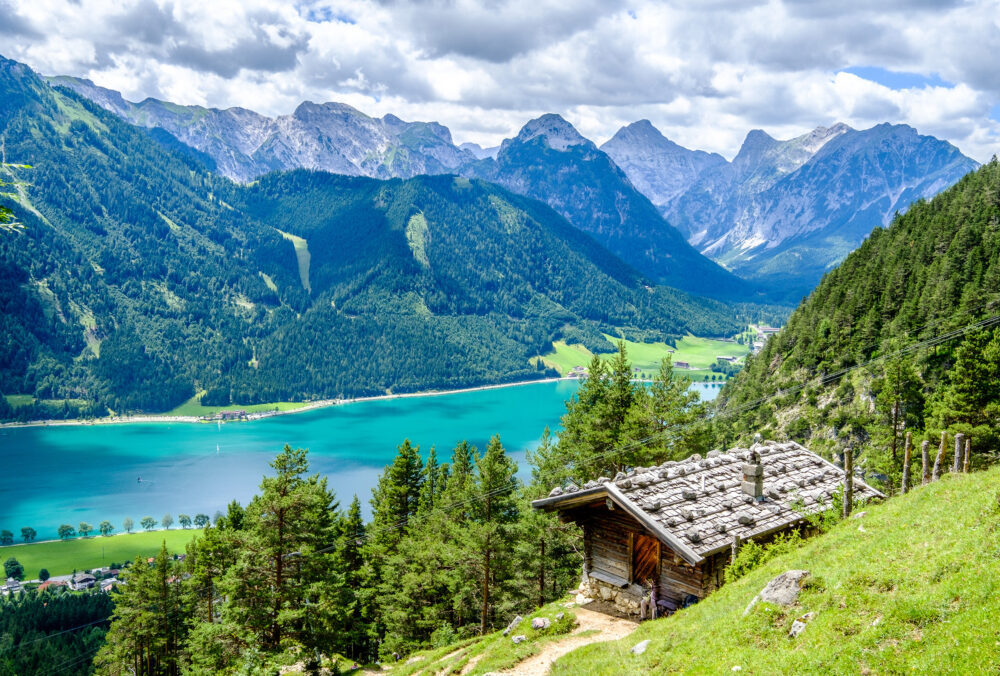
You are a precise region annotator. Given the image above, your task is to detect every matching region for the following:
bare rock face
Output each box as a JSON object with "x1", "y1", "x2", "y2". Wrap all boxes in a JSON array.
[{"x1": 744, "y1": 570, "x2": 810, "y2": 615}]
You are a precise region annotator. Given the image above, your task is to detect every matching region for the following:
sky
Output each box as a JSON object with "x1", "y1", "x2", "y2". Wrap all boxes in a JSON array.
[{"x1": 1, "y1": 0, "x2": 998, "y2": 162}]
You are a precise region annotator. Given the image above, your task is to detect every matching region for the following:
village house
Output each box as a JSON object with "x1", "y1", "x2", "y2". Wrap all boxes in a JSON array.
[
  {"x1": 674, "y1": 361, "x2": 690, "y2": 369},
  {"x1": 532, "y1": 440, "x2": 883, "y2": 617},
  {"x1": 38, "y1": 579, "x2": 67, "y2": 592},
  {"x1": 716, "y1": 356, "x2": 738, "y2": 363},
  {"x1": 71, "y1": 573, "x2": 97, "y2": 591},
  {"x1": 2, "y1": 578, "x2": 21, "y2": 595}
]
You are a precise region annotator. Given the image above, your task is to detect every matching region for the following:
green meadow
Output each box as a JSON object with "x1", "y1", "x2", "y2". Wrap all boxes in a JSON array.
[
  {"x1": 535, "y1": 333, "x2": 747, "y2": 381},
  {"x1": 1, "y1": 529, "x2": 202, "y2": 578},
  {"x1": 163, "y1": 391, "x2": 312, "y2": 417}
]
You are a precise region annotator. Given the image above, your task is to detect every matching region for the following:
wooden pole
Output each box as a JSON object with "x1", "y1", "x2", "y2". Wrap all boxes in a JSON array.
[
  {"x1": 964, "y1": 437, "x2": 972, "y2": 473},
  {"x1": 730, "y1": 534, "x2": 742, "y2": 564},
  {"x1": 953, "y1": 432, "x2": 965, "y2": 474},
  {"x1": 921, "y1": 440, "x2": 930, "y2": 484},
  {"x1": 901, "y1": 431, "x2": 913, "y2": 494},
  {"x1": 539, "y1": 537, "x2": 545, "y2": 609},
  {"x1": 932, "y1": 431, "x2": 946, "y2": 481},
  {"x1": 843, "y1": 447, "x2": 854, "y2": 518}
]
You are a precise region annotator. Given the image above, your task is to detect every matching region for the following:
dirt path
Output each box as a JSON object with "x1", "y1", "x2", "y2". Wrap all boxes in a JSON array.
[{"x1": 497, "y1": 608, "x2": 638, "y2": 676}]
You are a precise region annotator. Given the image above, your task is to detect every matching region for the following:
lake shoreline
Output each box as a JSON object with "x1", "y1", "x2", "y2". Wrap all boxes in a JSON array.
[{"x1": 0, "y1": 376, "x2": 578, "y2": 429}]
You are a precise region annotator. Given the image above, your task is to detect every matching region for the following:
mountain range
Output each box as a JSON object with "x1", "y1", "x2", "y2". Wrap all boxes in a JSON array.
[
  {"x1": 53, "y1": 75, "x2": 978, "y2": 302},
  {"x1": 603, "y1": 120, "x2": 979, "y2": 300},
  {"x1": 0, "y1": 56, "x2": 742, "y2": 418}
]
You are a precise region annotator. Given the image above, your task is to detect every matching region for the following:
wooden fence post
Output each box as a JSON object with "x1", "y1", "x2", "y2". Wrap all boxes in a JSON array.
[
  {"x1": 953, "y1": 433, "x2": 965, "y2": 474},
  {"x1": 964, "y1": 437, "x2": 972, "y2": 473},
  {"x1": 901, "y1": 431, "x2": 913, "y2": 494},
  {"x1": 921, "y1": 440, "x2": 930, "y2": 485},
  {"x1": 932, "y1": 431, "x2": 946, "y2": 481},
  {"x1": 843, "y1": 447, "x2": 854, "y2": 518},
  {"x1": 730, "y1": 534, "x2": 742, "y2": 565}
]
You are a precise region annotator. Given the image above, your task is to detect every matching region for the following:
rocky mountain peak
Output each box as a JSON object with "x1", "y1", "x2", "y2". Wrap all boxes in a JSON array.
[{"x1": 509, "y1": 113, "x2": 593, "y2": 151}]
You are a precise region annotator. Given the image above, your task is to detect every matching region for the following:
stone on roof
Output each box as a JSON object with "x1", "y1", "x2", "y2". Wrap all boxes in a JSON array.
[{"x1": 534, "y1": 440, "x2": 884, "y2": 562}]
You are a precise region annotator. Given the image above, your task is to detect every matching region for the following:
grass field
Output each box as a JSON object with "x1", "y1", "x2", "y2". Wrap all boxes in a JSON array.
[
  {"x1": 163, "y1": 392, "x2": 312, "y2": 417},
  {"x1": 535, "y1": 334, "x2": 747, "y2": 381},
  {"x1": 551, "y1": 467, "x2": 1000, "y2": 674},
  {"x1": 4, "y1": 394, "x2": 34, "y2": 407},
  {"x1": 1, "y1": 529, "x2": 202, "y2": 578}
]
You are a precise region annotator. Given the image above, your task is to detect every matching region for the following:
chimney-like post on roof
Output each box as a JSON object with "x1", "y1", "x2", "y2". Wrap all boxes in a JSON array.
[{"x1": 741, "y1": 450, "x2": 764, "y2": 501}]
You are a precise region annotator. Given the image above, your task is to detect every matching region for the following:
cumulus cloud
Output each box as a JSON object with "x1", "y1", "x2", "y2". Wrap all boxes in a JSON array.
[{"x1": 0, "y1": 0, "x2": 997, "y2": 161}]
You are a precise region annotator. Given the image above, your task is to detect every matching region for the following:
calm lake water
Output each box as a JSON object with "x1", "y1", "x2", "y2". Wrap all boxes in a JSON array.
[{"x1": 1, "y1": 381, "x2": 721, "y2": 539}]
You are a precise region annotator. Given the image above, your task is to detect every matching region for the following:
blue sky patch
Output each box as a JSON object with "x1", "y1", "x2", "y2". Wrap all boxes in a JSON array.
[
  {"x1": 990, "y1": 104, "x2": 1000, "y2": 122},
  {"x1": 841, "y1": 66, "x2": 954, "y2": 90}
]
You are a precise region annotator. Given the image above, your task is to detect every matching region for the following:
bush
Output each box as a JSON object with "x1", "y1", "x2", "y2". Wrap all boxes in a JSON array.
[
  {"x1": 39, "y1": 568, "x2": 49, "y2": 581},
  {"x1": 725, "y1": 530, "x2": 804, "y2": 584},
  {"x1": 430, "y1": 623, "x2": 457, "y2": 649}
]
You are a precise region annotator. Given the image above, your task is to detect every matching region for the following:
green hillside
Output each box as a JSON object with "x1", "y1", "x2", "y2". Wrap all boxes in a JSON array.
[
  {"x1": 715, "y1": 160, "x2": 1000, "y2": 476},
  {"x1": 550, "y1": 467, "x2": 1000, "y2": 674}
]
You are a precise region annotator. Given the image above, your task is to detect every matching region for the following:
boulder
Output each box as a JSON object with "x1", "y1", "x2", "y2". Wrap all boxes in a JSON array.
[
  {"x1": 575, "y1": 593, "x2": 594, "y2": 605},
  {"x1": 555, "y1": 612, "x2": 564, "y2": 620},
  {"x1": 743, "y1": 570, "x2": 810, "y2": 616},
  {"x1": 512, "y1": 634, "x2": 527, "y2": 644},
  {"x1": 502, "y1": 615, "x2": 522, "y2": 636},
  {"x1": 788, "y1": 611, "x2": 816, "y2": 638},
  {"x1": 531, "y1": 617, "x2": 551, "y2": 630},
  {"x1": 630, "y1": 639, "x2": 650, "y2": 655}
]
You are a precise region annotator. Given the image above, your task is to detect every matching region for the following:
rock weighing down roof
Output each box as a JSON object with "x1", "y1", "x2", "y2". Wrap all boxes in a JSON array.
[{"x1": 531, "y1": 440, "x2": 884, "y2": 565}]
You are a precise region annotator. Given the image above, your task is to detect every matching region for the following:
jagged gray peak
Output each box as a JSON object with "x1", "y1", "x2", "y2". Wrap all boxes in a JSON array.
[
  {"x1": 606, "y1": 119, "x2": 977, "y2": 300},
  {"x1": 600, "y1": 120, "x2": 727, "y2": 206},
  {"x1": 504, "y1": 113, "x2": 594, "y2": 152},
  {"x1": 48, "y1": 76, "x2": 474, "y2": 183}
]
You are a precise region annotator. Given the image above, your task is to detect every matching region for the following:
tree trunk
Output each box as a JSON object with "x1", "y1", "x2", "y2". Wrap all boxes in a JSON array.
[
  {"x1": 932, "y1": 431, "x2": 946, "y2": 481},
  {"x1": 481, "y1": 548, "x2": 491, "y2": 636},
  {"x1": 901, "y1": 431, "x2": 913, "y2": 494},
  {"x1": 843, "y1": 447, "x2": 853, "y2": 518},
  {"x1": 921, "y1": 440, "x2": 930, "y2": 484}
]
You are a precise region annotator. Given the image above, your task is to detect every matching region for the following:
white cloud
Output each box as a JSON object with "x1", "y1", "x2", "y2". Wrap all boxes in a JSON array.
[{"x1": 1, "y1": 0, "x2": 997, "y2": 161}]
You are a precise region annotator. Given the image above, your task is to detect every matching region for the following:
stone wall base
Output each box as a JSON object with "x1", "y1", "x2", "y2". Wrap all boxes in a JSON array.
[{"x1": 581, "y1": 576, "x2": 644, "y2": 616}]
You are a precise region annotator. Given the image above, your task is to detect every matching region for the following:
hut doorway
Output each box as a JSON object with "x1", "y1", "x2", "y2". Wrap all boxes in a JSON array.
[{"x1": 632, "y1": 532, "x2": 659, "y2": 584}]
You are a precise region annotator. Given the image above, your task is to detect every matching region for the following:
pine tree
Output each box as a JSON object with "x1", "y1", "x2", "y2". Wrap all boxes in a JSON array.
[
  {"x1": 95, "y1": 544, "x2": 186, "y2": 675},
  {"x1": 467, "y1": 436, "x2": 520, "y2": 635}
]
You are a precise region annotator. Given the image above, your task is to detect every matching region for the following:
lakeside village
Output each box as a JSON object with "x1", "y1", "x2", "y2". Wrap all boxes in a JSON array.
[{"x1": 3, "y1": 553, "x2": 188, "y2": 598}]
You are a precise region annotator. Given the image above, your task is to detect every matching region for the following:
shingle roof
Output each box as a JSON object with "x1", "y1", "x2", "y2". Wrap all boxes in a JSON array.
[{"x1": 531, "y1": 440, "x2": 884, "y2": 564}]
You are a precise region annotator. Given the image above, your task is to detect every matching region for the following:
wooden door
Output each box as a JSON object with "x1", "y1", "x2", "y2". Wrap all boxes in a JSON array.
[{"x1": 632, "y1": 533, "x2": 660, "y2": 584}]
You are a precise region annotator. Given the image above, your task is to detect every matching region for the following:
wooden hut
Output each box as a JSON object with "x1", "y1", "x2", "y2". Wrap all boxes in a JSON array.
[{"x1": 531, "y1": 440, "x2": 883, "y2": 616}]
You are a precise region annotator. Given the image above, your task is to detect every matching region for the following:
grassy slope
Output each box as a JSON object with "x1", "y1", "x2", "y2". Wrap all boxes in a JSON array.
[
  {"x1": 276, "y1": 228, "x2": 311, "y2": 294},
  {"x1": 1, "y1": 529, "x2": 202, "y2": 577},
  {"x1": 537, "y1": 335, "x2": 747, "y2": 381},
  {"x1": 552, "y1": 467, "x2": 1000, "y2": 674},
  {"x1": 384, "y1": 602, "x2": 578, "y2": 676}
]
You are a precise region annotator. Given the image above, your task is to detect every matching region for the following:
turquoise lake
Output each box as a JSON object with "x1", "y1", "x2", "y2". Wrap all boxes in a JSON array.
[{"x1": 0, "y1": 381, "x2": 721, "y2": 539}]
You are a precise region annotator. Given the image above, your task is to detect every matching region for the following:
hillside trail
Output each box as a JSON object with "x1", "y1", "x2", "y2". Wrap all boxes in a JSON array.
[{"x1": 496, "y1": 607, "x2": 638, "y2": 676}]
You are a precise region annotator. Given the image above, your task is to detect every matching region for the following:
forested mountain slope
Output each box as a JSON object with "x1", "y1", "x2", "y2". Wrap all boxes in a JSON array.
[
  {"x1": 715, "y1": 160, "x2": 1000, "y2": 475},
  {"x1": 0, "y1": 56, "x2": 742, "y2": 418},
  {"x1": 461, "y1": 114, "x2": 755, "y2": 301}
]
